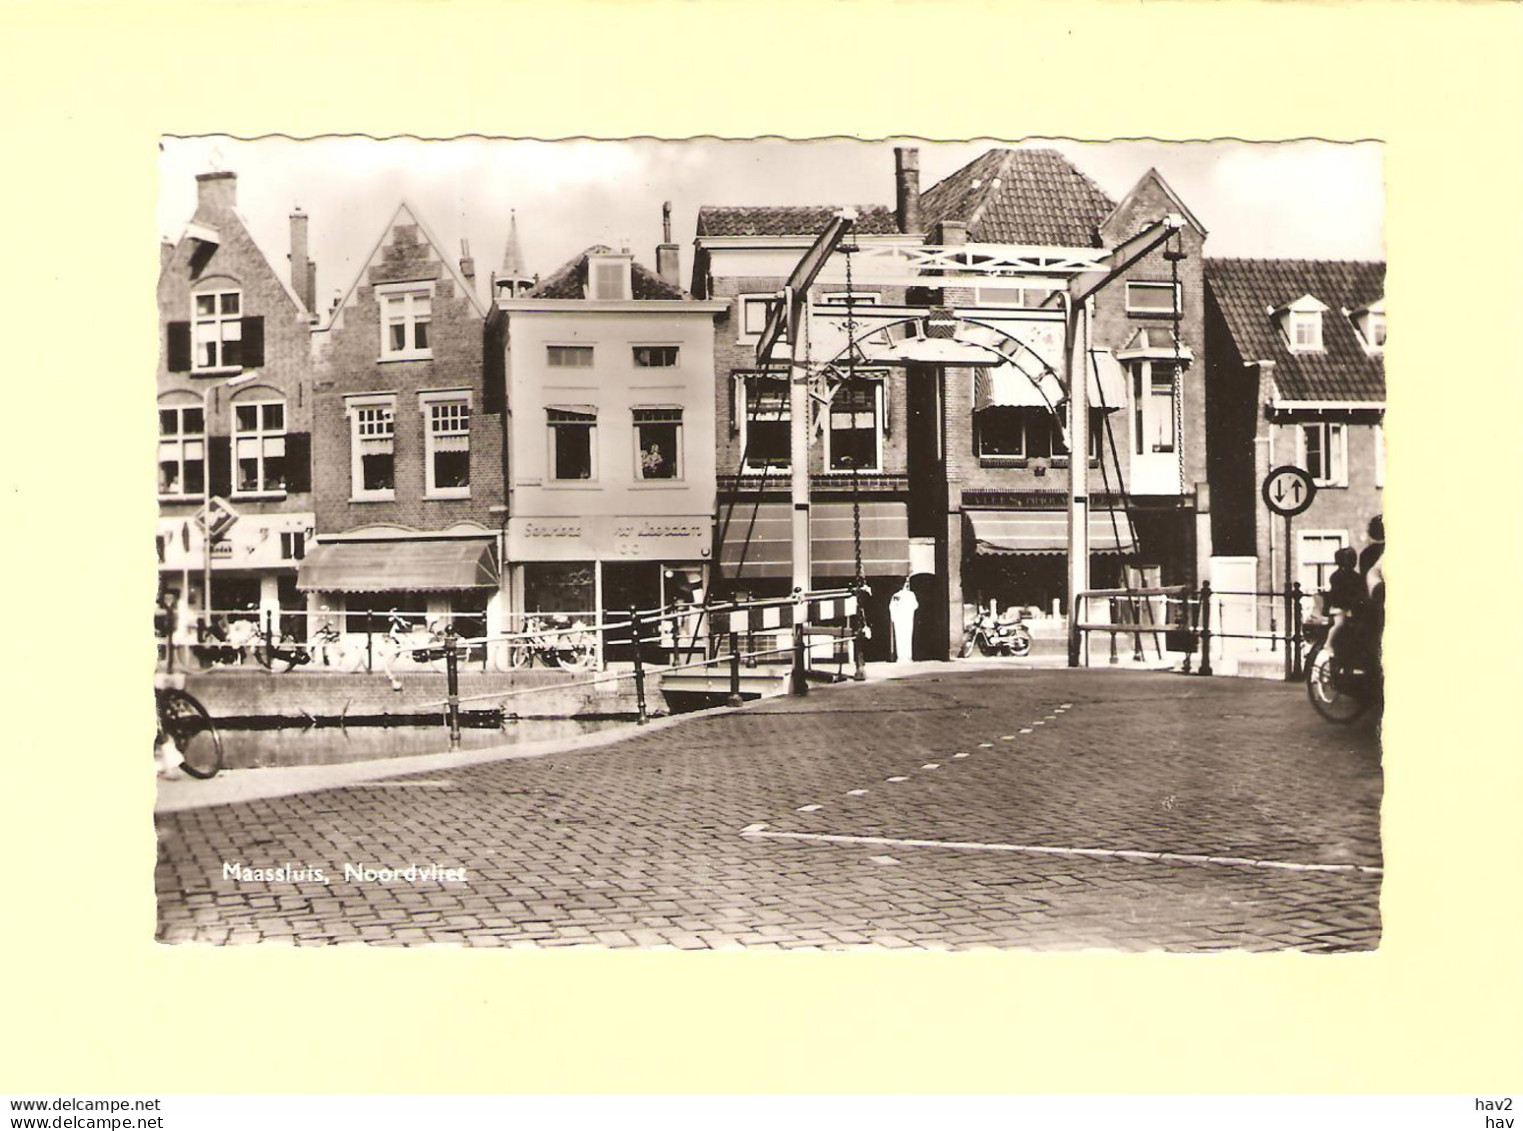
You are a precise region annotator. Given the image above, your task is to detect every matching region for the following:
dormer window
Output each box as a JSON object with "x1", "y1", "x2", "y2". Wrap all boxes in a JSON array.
[
  {"x1": 1352, "y1": 300, "x2": 1386, "y2": 353},
  {"x1": 1275, "y1": 294, "x2": 1329, "y2": 353},
  {"x1": 587, "y1": 253, "x2": 632, "y2": 300}
]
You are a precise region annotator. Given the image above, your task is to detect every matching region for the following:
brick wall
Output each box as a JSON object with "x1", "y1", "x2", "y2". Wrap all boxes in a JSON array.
[{"x1": 312, "y1": 219, "x2": 502, "y2": 535}]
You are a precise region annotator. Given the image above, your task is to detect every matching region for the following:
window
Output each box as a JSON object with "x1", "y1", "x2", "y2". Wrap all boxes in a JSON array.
[
  {"x1": 547, "y1": 345, "x2": 594, "y2": 368},
  {"x1": 1356, "y1": 308, "x2": 1386, "y2": 352},
  {"x1": 737, "y1": 295, "x2": 775, "y2": 342},
  {"x1": 1298, "y1": 531, "x2": 1348, "y2": 594},
  {"x1": 735, "y1": 373, "x2": 790, "y2": 471},
  {"x1": 192, "y1": 289, "x2": 242, "y2": 369},
  {"x1": 820, "y1": 291, "x2": 881, "y2": 306},
  {"x1": 634, "y1": 408, "x2": 683, "y2": 480},
  {"x1": 232, "y1": 399, "x2": 286, "y2": 494},
  {"x1": 1374, "y1": 423, "x2": 1385, "y2": 489},
  {"x1": 347, "y1": 397, "x2": 396, "y2": 499},
  {"x1": 279, "y1": 531, "x2": 305, "y2": 561},
  {"x1": 1055, "y1": 407, "x2": 1106, "y2": 464},
  {"x1": 633, "y1": 346, "x2": 679, "y2": 368},
  {"x1": 377, "y1": 284, "x2": 432, "y2": 360},
  {"x1": 1289, "y1": 310, "x2": 1322, "y2": 351},
  {"x1": 1300, "y1": 421, "x2": 1348, "y2": 487},
  {"x1": 420, "y1": 392, "x2": 471, "y2": 497},
  {"x1": 548, "y1": 407, "x2": 597, "y2": 481},
  {"x1": 158, "y1": 404, "x2": 205, "y2": 497},
  {"x1": 826, "y1": 380, "x2": 883, "y2": 472},
  {"x1": 978, "y1": 407, "x2": 1100, "y2": 463},
  {"x1": 1132, "y1": 361, "x2": 1178, "y2": 454},
  {"x1": 975, "y1": 284, "x2": 1060, "y2": 308},
  {"x1": 1125, "y1": 281, "x2": 1181, "y2": 316}
]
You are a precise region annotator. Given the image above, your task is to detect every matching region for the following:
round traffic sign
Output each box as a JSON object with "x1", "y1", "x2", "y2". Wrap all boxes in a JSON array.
[{"x1": 1262, "y1": 465, "x2": 1317, "y2": 517}]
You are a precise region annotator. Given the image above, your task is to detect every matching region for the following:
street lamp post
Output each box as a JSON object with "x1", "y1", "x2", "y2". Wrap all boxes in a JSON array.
[{"x1": 199, "y1": 372, "x2": 255, "y2": 644}]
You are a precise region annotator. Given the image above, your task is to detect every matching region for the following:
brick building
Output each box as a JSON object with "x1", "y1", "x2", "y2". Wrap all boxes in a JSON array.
[
  {"x1": 156, "y1": 171, "x2": 318, "y2": 648},
  {"x1": 692, "y1": 147, "x2": 1210, "y2": 659},
  {"x1": 1203, "y1": 258, "x2": 1385, "y2": 608},
  {"x1": 487, "y1": 223, "x2": 726, "y2": 653},
  {"x1": 299, "y1": 204, "x2": 506, "y2": 649}
]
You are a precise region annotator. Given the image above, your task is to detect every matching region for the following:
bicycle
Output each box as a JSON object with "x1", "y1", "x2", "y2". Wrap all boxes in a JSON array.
[
  {"x1": 154, "y1": 672, "x2": 223, "y2": 779},
  {"x1": 503, "y1": 615, "x2": 595, "y2": 671},
  {"x1": 256, "y1": 624, "x2": 364, "y2": 673}
]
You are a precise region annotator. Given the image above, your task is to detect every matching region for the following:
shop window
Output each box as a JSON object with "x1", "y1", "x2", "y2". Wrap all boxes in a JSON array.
[
  {"x1": 347, "y1": 396, "x2": 396, "y2": 500},
  {"x1": 633, "y1": 346, "x2": 679, "y2": 368},
  {"x1": 1298, "y1": 531, "x2": 1348, "y2": 594},
  {"x1": 377, "y1": 283, "x2": 432, "y2": 360},
  {"x1": 1300, "y1": 421, "x2": 1348, "y2": 487},
  {"x1": 634, "y1": 407, "x2": 682, "y2": 480},
  {"x1": 523, "y1": 562, "x2": 595, "y2": 617},
  {"x1": 826, "y1": 380, "x2": 883, "y2": 472},
  {"x1": 1132, "y1": 361, "x2": 1178, "y2": 454},
  {"x1": 548, "y1": 407, "x2": 597, "y2": 481},
  {"x1": 735, "y1": 373, "x2": 790, "y2": 471},
  {"x1": 547, "y1": 345, "x2": 594, "y2": 368},
  {"x1": 158, "y1": 403, "x2": 205, "y2": 498},
  {"x1": 192, "y1": 289, "x2": 242, "y2": 370},
  {"x1": 344, "y1": 591, "x2": 431, "y2": 636},
  {"x1": 232, "y1": 399, "x2": 286, "y2": 495},
  {"x1": 421, "y1": 392, "x2": 471, "y2": 497}
]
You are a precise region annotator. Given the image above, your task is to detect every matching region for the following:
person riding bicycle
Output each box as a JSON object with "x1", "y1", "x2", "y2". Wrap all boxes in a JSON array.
[{"x1": 1322, "y1": 545, "x2": 1365, "y2": 670}]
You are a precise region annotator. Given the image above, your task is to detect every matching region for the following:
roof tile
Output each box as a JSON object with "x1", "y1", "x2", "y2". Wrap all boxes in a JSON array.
[
  {"x1": 529, "y1": 245, "x2": 686, "y2": 300},
  {"x1": 695, "y1": 205, "x2": 898, "y2": 238},
  {"x1": 919, "y1": 149, "x2": 1116, "y2": 247},
  {"x1": 1205, "y1": 258, "x2": 1385, "y2": 403}
]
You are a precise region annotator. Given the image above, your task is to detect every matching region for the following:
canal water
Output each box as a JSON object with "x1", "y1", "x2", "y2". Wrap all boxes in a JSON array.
[{"x1": 217, "y1": 716, "x2": 636, "y2": 770}]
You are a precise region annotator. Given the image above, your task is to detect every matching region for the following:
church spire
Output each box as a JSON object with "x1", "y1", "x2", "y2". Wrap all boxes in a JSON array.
[{"x1": 495, "y1": 209, "x2": 534, "y2": 298}]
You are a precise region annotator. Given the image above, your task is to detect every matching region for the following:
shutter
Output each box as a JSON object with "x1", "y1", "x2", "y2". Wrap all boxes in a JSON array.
[
  {"x1": 207, "y1": 436, "x2": 233, "y2": 499},
  {"x1": 241, "y1": 316, "x2": 265, "y2": 368},
  {"x1": 283, "y1": 432, "x2": 312, "y2": 494},
  {"x1": 167, "y1": 322, "x2": 192, "y2": 372}
]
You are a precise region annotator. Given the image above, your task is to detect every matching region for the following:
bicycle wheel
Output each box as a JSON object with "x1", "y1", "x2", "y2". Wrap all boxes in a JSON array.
[
  {"x1": 259, "y1": 643, "x2": 296, "y2": 674},
  {"x1": 1306, "y1": 652, "x2": 1370, "y2": 725},
  {"x1": 158, "y1": 688, "x2": 223, "y2": 779}
]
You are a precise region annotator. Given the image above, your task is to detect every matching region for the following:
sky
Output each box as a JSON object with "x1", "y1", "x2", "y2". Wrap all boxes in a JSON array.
[{"x1": 158, "y1": 137, "x2": 1384, "y2": 312}]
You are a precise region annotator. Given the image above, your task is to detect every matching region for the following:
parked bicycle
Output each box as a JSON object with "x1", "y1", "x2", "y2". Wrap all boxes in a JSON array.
[
  {"x1": 256, "y1": 622, "x2": 364, "y2": 674},
  {"x1": 154, "y1": 672, "x2": 222, "y2": 779},
  {"x1": 505, "y1": 615, "x2": 595, "y2": 671},
  {"x1": 379, "y1": 616, "x2": 452, "y2": 675}
]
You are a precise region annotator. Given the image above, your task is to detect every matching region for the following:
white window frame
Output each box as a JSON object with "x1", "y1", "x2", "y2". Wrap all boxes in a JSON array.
[
  {"x1": 736, "y1": 294, "x2": 775, "y2": 344},
  {"x1": 191, "y1": 287, "x2": 243, "y2": 373},
  {"x1": 546, "y1": 344, "x2": 595, "y2": 369},
  {"x1": 1297, "y1": 530, "x2": 1349, "y2": 595},
  {"x1": 632, "y1": 345, "x2": 680, "y2": 369},
  {"x1": 547, "y1": 407, "x2": 598, "y2": 483},
  {"x1": 1131, "y1": 360, "x2": 1178, "y2": 455},
  {"x1": 1298, "y1": 420, "x2": 1348, "y2": 487},
  {"x1": 1374, "y1": 423, "x2": 1385, "y2": 489},
  {"x1": 823, "y1": 374, "x2": 886, "y2": 474},
  {"x1": 734, "y1": 372, "x2": 791, "y2": 473},
  {"x1": 418, "y1": 389, "x2": 472, "y2": 500},
  {"x1": 1289, "y1": 310, "x2": 1323, "y2": 352},
  {"x1": 376, "y1": 281, "x2": 434, "y2": 362},
  {"x1": 1358, "y1": 310, "x2": 1386, "y2": 353},
  {"x1": 230, "y1": 396, "x2": 287, "y2": 498},
  {"x1": 346, "y1": 394, "x2": 397, "y2": 501},
  {"x1": 1125, "y1": 280, "x2": 1182, "y2": 316},
  {"x1": 633, "y1": 406, "x2": 684, "y2": 482},
  {"x1": 158, "y1": 401, "x2": 206, "y2": 500},
  {"x1": 975, "y1": 284, "x2": 1060, "y2": 309}
]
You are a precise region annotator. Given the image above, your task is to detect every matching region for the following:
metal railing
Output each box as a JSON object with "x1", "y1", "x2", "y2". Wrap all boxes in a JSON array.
[{"x1": 1073, "y1": 581, "x2": 1316, "y2": 680}]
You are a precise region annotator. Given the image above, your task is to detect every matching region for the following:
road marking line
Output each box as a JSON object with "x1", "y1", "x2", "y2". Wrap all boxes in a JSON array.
[
  {"x1": 886, "y1": 776, "x2": 909, "y2": 783},
  {"x1": 922, "y1": 763, "x2": 940, "y2": 770},
  {"x1": 1019, "y1": 728, "x2": 1033, "y2": 734},
  {"x1": 1061, "y1": 703, "x2": 1073, "y2": 708},
  {"x1": 352, "y1": 779, "x2": 455, "y2": 789},
  {"x1": 846, "y1": 789, "x2": 868, "y2": 797},
  {"x1": 738, "y1": 828, "x2": 1383, "y2": 877},
  {"x1": 1000, "y1": 735, "x2": 1016, "y2": 740},
  {"x1": 797, "y1": 804, "x2": 822, "y2": 812},
  {"x1": 952, "y1": 752, "x2": 969, "y2": 759},
  {"x1": 978, "y1": 742, "x2": 994, "y2": 748}
]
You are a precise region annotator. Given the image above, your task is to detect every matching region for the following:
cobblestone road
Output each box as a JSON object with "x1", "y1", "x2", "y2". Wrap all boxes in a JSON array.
[{"x1": 156, "y1": 668, "x2": 1383, "y2": 951}]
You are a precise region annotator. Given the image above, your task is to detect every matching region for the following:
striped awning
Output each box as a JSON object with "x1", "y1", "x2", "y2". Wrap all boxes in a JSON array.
[
  {"x1": 965, "y1": 509, "x2": 1137, "y2": 556},
  {"x1": 972, "y1": 351, "x2": 1126, "y2": 412},
  {"x1": 718, "y1": 501, "x2": 910, "y2": 580},
  {"x1": 296, "y1": 539, "x2": 498, "y2": 592}
]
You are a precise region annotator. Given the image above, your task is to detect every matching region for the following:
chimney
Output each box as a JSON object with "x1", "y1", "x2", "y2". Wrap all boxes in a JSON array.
[
  {"x1": 196, "y1": 171, "x2": 237, "y2": 215},
  {"x1": 289, "y1": 207, "x2": 317, "y2": 314},
  {"x1": 894, "y1": 147, "x2": 921, "y2": 234},
  {"x1": 933, "y1": 219, "x2": 968, "y2": 247},
  {"x1": 459, "y1": 238, "x2": 476, "y2": 288},
  {"x1": 656, "y1": 201, "x2": 681, "y2": 291}
]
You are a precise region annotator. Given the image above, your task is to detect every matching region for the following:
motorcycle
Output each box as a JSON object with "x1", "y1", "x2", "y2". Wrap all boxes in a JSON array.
[
  {"x1": 960, "y1": 609, "x2": 1032, "y2": 658},
  {"x1": 1304, "y1": 617, "x2": 1382, "y2": 724}
]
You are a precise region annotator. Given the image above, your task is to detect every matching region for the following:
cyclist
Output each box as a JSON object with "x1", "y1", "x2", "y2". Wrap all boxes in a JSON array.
[{"x1": 1322, "y1": 546, "x2": 1365, "y2": 671}]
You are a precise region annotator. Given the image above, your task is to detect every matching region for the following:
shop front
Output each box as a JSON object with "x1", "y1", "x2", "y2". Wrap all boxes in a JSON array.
[
  {"x1": 508, "y1": 514, "x2": 712, "y2": 665},
  {"x1": 961, "y1": 508, "x2": 1134, "y2": 625}
]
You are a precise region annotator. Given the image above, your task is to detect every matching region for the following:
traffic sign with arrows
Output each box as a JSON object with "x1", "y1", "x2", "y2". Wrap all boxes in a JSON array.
[{"x1": 1262, "y1": 465, "x2": 1316, "y2": 517}]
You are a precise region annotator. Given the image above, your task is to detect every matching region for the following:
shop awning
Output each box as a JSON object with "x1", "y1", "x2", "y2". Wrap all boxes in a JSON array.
[
  {"x1": 972, "y1": 351, "x2": 1126, "y2": 413},
  {"x1": 1084, "y1": 349, "x2": 1129, "y2": 410},
  {"x1": 966, "y1": 509, "x2": 1137, "y2": 556},
  {"x1": 718, "y1": 501, "x2": 910, "y2": 580},
  {"x1": 296, "y1": 539, "x2": 498, "y2": 592}
]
